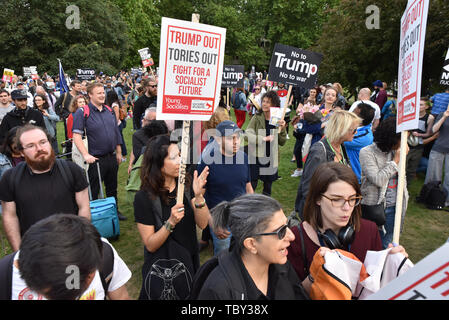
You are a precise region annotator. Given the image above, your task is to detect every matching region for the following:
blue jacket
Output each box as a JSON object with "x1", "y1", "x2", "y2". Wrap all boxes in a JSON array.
[{"x1": 344, "y1": 124, "x2": 373, "y2": 184}]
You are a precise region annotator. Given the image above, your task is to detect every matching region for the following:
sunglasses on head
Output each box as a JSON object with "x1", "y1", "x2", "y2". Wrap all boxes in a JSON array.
[{"x1": 253, "y1": 224, "x2": 288, "y2": 240}]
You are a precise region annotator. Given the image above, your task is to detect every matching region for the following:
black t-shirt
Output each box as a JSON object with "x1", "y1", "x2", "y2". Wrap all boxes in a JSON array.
[
  {"x1": 133, "y1": 188, "x2": 199, "y2": 258},
  {"x1": 0, "y1": 161, "x2": 89, "y2": 236},
  {"x1": 132, "y1": 128, "x2": 149, "y2": 162}
]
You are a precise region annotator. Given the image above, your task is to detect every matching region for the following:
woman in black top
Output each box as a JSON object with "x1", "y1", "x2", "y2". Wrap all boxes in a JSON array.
[
  {"x1": 133, "y1": 134, "x2": 210, "y2": 300},
  {"x1": 196, "y1": 193, "x2": 309, "y2": 300}
]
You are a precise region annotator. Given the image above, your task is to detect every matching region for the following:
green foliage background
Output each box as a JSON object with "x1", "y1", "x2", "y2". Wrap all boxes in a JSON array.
[{"x1": 1, "y1": 0, "x2": 447, "y2": 93}]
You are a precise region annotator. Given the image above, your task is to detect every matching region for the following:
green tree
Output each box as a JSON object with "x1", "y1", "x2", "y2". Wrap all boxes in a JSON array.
[
  {"x1": 313, "y1": 0, "x2": 449, "y2": 94},
  {"x1": 0, "y1": 0, "x2": 129, "y2": 76},
  {"x1": 193, "y1": 0, "x2": 338, "y2": 72},
  {"x1": 111, "y1": 0, "x2": 161, "y2": 68}
]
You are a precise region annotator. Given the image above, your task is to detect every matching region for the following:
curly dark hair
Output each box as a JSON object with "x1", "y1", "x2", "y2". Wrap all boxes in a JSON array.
[
  {"x1": 373, "y1": 117, "x2": 401, "y2": 152},
  {"x1": 142, "y1": 120, "x2": 168, "y2": 139},
  {"x1": 261, "y1": 90, "x2": 280, "y2": 108}
]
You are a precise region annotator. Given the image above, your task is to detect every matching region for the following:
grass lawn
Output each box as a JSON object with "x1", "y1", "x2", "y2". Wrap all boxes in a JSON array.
[{"x1": 1, "y1": 110, "x2": 449, "y2": 300}]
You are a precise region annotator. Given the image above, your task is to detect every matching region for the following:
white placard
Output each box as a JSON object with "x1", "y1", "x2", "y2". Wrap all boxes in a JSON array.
[
  {"x1": 396, "y1": 0, "x2": 429, "y2": 132},
  {"x1": 156, "y1": 17, "x2": 226, "y2": 121},
  {"x1": 366, "y1": 243, "x2": 449, "y2": 300}
]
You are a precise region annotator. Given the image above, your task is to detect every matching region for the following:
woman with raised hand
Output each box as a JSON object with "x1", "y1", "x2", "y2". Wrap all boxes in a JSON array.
[{"x1": 133, "y1": 134, "x2": 210, "y2": 300}]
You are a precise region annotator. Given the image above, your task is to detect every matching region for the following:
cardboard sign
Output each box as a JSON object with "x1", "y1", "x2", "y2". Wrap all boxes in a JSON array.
[
  {"x1": 268, "y1": 43, "x2": 322, "y2": 89},
  {"x1": 221, "y1": 65, "x2": 244, "y2": 88},
  {"x1": 269, "y1": 107, "x2": 281, "y2": 127},
  {"x1": 2, "y1": 68, "x2": 14, "y2": 82},
  {"x1": 23, "y1": 66, "x2": 37, "y2": 78},
  {"x1": 143, "y1": 58, "x2": 154, "y2": 67},
  {"x1": 440, "y1": 47, "x2": 449, "y2": 87},
  {"x1": 76, "y1": 68, "x2": 96, "y2": 81},
  {"x1": 366, "y1": 243, "x2": 449, "y2": 300},
  {"x1": 156, "y1": 17, "x2": 226, "y2": 121},
  {"x1": 138, "y1": 47, "x2": 154, "y2": 68},
  {"x1": 397, "y1": 0, "x2": 429, "y2": 132},
  {"x1": 138, "y1": 47, "x2": 151, "y2": 60}
]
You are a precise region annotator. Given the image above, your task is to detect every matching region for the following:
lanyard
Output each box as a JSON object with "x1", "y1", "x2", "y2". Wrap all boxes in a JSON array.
[{"x1": 326, "y1": 138, "x2": 347, "y2": 166}]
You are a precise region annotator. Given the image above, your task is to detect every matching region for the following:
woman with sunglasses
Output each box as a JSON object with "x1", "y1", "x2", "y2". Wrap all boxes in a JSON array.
[
  {"x1": 288, "y1": 162, "x2": 407, "y2": 294},
  {"x1": 247, "y1": 85, "x2": 263, "y2": 117},
  {"x1": 294, "y1": 110, "x2": 361, "y2": 218},
  {"x1": 195, "y1": 193, "x2": 309, "y2": 300}
]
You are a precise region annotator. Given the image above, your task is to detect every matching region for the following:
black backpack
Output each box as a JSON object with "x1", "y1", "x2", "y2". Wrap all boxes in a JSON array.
[
  {"x1": 416, "y1": 180, "x2": 448, "y2": 210},
  {"x1": 188, "y1": 255, "x2": 219, "y2": 300},
  {"x1": 0, "y1": 241, "x2": 114, "y2": 300}
]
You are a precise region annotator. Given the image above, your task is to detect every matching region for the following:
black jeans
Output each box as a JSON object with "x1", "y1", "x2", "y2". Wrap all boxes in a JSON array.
[
  {"x1": 251, "y1": 179, "x2": 273, "y2": 196},
  {"x1": 88, "y1": 153, "x2": 119, "y2": 206},
  {"x1": 293, "y1": 132, "x2": 306, "y2": 169}
]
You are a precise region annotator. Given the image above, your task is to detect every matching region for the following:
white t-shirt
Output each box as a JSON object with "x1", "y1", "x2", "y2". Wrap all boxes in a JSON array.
[
  {"x1": 11, "y1": 239, "x2": 131, "y2": 300},
  {"x1": 0, "y1": 103, "x2": 15, "y2": 124},
  {"x1": 349, "y1": 100, "x2": 381, "y2": 121}
]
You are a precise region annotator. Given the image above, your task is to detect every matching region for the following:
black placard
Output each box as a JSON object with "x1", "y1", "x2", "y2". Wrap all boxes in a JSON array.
[
  {"x1": 221, "y1": 65, "x2": 244, "y2": 88},
  {"x1": 76, "y1": 68, "x2": 96, "y2": 81},
  {"x1": 440, "y1": 49, "x2": 449, "y2": 86},
  {"x1": 268, "y1": 43, "x2": 322, "y2": 88}
]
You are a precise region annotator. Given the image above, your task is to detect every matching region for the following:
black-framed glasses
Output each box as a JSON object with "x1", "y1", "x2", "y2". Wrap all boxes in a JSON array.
[
  {"x1": 22, "y1": 139, "x2": 49, "y2": 150},
  {"x1": 253, "y1": 224, "x2": 289, "y2": 240},
  {"x1": 149, "y1": 85, "x2": 157, "y2": 88},
  {"x1": 321, "y1": 194, "x2": 362, "y2": 207}
]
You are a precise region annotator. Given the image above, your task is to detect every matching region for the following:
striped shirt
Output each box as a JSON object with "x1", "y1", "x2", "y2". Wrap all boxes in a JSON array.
[{"x1": 430, "y1": 92, "x2": 449, "y2": 115}]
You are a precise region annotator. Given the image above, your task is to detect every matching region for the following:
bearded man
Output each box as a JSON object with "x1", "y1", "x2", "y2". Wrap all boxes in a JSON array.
[{"x1": 0, "y1": 125, "x2": 90, "y2": 251}]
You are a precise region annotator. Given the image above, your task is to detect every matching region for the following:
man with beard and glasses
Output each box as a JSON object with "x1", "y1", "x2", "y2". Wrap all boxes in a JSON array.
[{"x1": 0, "y1": 125, "x2": 91, "y2": 251}]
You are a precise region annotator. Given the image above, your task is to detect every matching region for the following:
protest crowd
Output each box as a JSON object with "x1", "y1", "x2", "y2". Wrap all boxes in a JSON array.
[{"x1": 0, "y1": 62, "x2": 448, "y2": 301}]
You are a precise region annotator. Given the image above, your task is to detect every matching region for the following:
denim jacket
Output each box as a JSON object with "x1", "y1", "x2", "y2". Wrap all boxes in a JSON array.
[{"x1": 0, "y1": 153, "x2": 12, "y2": 180}]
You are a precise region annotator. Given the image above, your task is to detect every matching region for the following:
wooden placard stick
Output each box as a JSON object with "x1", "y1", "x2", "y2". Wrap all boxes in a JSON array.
[
  {"x1": 392, "y1": 130, "x2": 408, "y2": 244},
  {"x1": 177, "y1": 13, "x2": 200, "y2": 205},
  {"x1": 177, "y1": 120, "x2": 191, "y2": 204},
  {"x1": 278, "y1": 84, "x2": 293, "y2": 133}
]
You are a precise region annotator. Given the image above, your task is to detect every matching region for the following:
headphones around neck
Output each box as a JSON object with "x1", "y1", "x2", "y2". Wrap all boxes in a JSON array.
[{"x1": 317, "y1": 225, "x2": 355, "y2": 250}]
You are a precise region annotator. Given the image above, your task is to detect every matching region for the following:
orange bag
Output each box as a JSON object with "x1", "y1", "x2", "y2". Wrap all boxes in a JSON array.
[{"x1": 309, "y1": 249, "x2": 369, "y2": 300}]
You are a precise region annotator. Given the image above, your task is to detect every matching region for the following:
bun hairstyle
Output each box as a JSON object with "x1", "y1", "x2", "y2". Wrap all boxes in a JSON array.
[{"x1": 210, "y1": 193, "x2": 283, "y2": 253}]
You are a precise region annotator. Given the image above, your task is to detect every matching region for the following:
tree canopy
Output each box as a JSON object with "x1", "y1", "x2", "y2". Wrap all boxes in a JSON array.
[
  {"x1": 1, "y1": 0, "x2": 448, "y2": 93},
  {"x1": 313, "y1": 0, "x2": 449, "y2": 94},
  {"x1": 0, "y1": 0, "x2": 129, "y2": 75}
]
